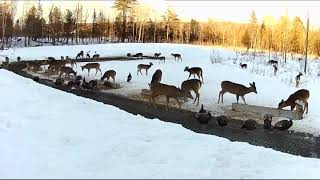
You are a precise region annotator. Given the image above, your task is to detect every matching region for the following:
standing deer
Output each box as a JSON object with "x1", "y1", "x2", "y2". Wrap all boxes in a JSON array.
[
  {"x1": 184, "y1": 66, "x2": 203, "y2": 82},
  {"x1": 181, "y1": 79, "x2": 202, "y2": 106},
  {"x1": 239, "y1": 63, "x2": 247, "y2": 69},
  {"x1": 81, "y1": 63, "x2": 102, "y2": 76},
  {"x1": 171, "y1": 53, "x2": 182, "y2": 61},
  {"x1": 295, "y1": 72, "x2": 303, "y2": 88},
  {"x1": 76, "y1": 51, "x2": 84, "y2": 59},
  {"x1": 47, "y1": 57, "x2": 56, "y2": 61},
  {"x1": 17, "y1": 56, "x2": 21, "y2": 62},
  {"x1": 135, "y1": 53, "x2": 143, "y2": 59},
  {"x1": 86, "y1": 51, "x2": 90, "y2": 59},
  {"x1": 61, "y1": 56, "x2": 64, "y2": 60},
  {"x1": 273, "y1": 65, "x2": 278, "y2": 76},
  {"x1": 100, "y1": 70, "x2": 116, "y2": 83},
  {"x1": 218, "y1": 81, "x2": 257, "y2": 104},
  {"x1": 137, "y1": 62, "x2": 153, "y2": 75},
  {"x1": 148, "y1": 83, "x2": 193, "y2": 110},
  {"x1": 278, "y1": 89, "x2": 309, "y2": 114},
  {"x1": 154, "y1": 53, "x2": 161, "y2": 57},
  {"x1": 159, "y1": 56, "x2": 166, "y2": 63},
  {"x1": 150, "y1": 69, "x2": 162, "y2": 85}
]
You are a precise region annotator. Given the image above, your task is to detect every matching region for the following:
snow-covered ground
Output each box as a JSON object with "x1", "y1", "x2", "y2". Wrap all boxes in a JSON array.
[
  {"x1": 2, "y1": 69, "x2": 320, "y2": 178},
  {"x1": 1, "y1": 43, "x2": 320, "y2": 136}
]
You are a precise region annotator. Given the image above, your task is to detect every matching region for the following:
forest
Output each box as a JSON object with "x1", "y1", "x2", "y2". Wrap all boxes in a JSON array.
[{"x1": 0, "y1": 0, "x2": 320, "y2": 57}]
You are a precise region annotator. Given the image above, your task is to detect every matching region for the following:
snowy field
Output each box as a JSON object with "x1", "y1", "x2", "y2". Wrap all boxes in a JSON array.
[
  {"x1": 1, "y1": 43, "x2": 320, "y2": 137},
  {"x1": 2, "y1": 69, "x2": 320, "y2": 178}
]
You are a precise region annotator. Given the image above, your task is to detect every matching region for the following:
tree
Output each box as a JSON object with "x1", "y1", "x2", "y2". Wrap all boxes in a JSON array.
[
  {"x1": 113, "y1": 0, "x2": 137, "y2": 42},
  {"x1": 190, "y1": 19, "x2": 199, "y2": 43},
  {"x1": 289, "y1": 16, "x2": 305, "y2": 53},
  {"x1": 249, "y1": 10, "x2": 258, "y2": 49},
  {"x1": 64, "y1": 9, "x2": 75, "y2": 44},
  {"x1": 162, "y1": 7, "x2": 179, "y2": 43}
]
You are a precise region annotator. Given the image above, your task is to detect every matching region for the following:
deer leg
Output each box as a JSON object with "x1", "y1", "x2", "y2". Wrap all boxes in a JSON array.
[
  {"x1": 137, "y1": 69, "x2": 139, "y2": 76},
  {"x1": 188, "y1": 73, "x2": 191, "y2": 79},
  {"x1": 195, "y1": 92, "x2": 200, "y2": 106},
  {"x1": 166, "y1": 96, "x2": 169, "y2": 111},
  {"x1": 99, "y1": 68, "x2": 102, "y2": 75},
  {"x1": 146, "y1": 69, "x2": 148, "y2": 75},
  {"x1": 88, "y1": 69, "x2": 90, "y2": 76},
  {"x1": 236, "y1": 95, "x2": 239, "y2": 103},
  {"x1": 95, "y1": 69, "x2": 98, "y2": 75},
  {"x1": 241, "y1": 96, "x2": 247, "y2": 104},
  {"x1": 140, "y1": 69, "x2": 143, "y2": 75}
]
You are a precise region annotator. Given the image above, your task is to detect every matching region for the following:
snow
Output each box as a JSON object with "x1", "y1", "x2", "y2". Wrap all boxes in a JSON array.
[
  {"x1": 1, "y1": 43, "x2": 320, "y2": 137},
  {"x1": 2, "y1": 69, "x2": 320, "y2": 178}
]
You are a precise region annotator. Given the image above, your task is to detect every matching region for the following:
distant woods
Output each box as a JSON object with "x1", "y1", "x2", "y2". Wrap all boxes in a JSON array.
[{"x1": 1, "y1": 1, "x2": 320, "y2": 57}]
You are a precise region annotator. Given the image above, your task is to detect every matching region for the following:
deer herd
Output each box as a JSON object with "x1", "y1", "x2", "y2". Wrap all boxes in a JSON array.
[{"x1": 18, "y1": 49, "x2": 310, "y2": 116}]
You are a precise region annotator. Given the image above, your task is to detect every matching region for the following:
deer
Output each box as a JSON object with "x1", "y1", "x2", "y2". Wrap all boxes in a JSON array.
[
  {"x1": 59, "y1": 66, "x2": 77, "y2": 77},
  {"x1": 239, "y1": 63, "x2": 247, "y2": 69},
  {"x1": 171, "y1": 53, "x2": 182, "y2": 61},
  {"x1": 181, "y1": 79, "x2": 202, "y2": 106},
  {"x1": 65, "y1": 56, "x2": 77, "y2": 68},
  {"x1": 76, "y1": 51, "x2": 84, "y2": 59},
  {"x1": 47, "y1": 57, "x2": 56, "y2": 61},
  {"x1": 148, "y1": 83, "x2": 193, "y2": 111},
  {"x1": 92, "y1": 54, "x2": 100, "y2": 61},
  {"x1": 17, "y1": 56, "x2": 21, "y2": 62},
  {"x1": 86, "y1": 51, "x2": 90, "y2": 59},
  {"x1": 150, "y1": 69, "x2": 162, "y2": 85},
  {"x1": 278, "y1": 89, "x2": 309, "y2": 115},
  {"x1": 273, "y1": 65, "x2": 278, "y2": 76},
  {"x1": 154, "y1": 53, "x2": 161, "y2": 57},
  {"x1": 159, "y1": 56, "x2": 166, "y2": 63},
  {"x1": 184, "y1": 66, "x2": 203, "y2": 82},
  {"x1": 100, "y1": 70, "x2": 116, "y2": 83},
  {"x1": 218, "y1": 81, "x2": 257, "y2": 104},
  {"x1": 26, "y1": 61, "x2": 41, "y2": 72},
  {"x1": 268, "y1": 60, "x2": 278, "y2": 65},
  {"x1": 61, "y1": 56, "x2": 64, "y2": 60},
  {"x1": 135, "y1": 53, "x2": 143, "y2": 59},
  {"x1": 81, "y1": 63, "x2": 102, "y2": 76},
  {"x1": 137, "y1": 62, "x2": 153, "y2": 75},
  {"x1": 127, "y1": 72, "x2": 132, "y2": 82},
  {"x1": 295, "y1": 72, "x2": 303, "y2": 88}
]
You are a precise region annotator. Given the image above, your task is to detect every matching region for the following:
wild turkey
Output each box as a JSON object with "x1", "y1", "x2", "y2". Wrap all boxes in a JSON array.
[
  {"x1": 199, "y1": 104, "x2": 206, "y2": 113},
  {"x1": 127, "y1": 73, "x2": 132, "y2": 82},
  {"x1": 194, "y1": 112, "x2": 212, "y2": 124},
  {"x1": 241, "y1": 119, "x2": 257, "y2": 130},
  {"x1": 216, "y1": 115, "x2": 228, "y2": 127},
  {"x1": 264, "y1": 115, "x2": 272, "y2": 129},
  {"x1": 274, "y1": 119, "x2": 293, "y2": 131}
]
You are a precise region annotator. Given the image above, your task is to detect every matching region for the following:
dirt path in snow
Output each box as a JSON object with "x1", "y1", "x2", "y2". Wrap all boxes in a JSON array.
[{"x1": 5, "y1": 61, "x2": 320, "y2": 159}]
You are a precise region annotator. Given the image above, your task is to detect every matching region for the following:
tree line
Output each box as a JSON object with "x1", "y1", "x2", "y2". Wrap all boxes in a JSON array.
[{"x1": 1, "y1": 0, "x2": 320, "y2": 57}]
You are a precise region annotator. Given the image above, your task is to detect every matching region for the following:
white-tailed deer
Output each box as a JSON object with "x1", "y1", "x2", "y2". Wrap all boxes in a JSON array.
[
  {"x1": 17, "y1": 56, "x2": 21, "y2": 62},
  {"x1": 295, "y1": 72, "x2": 303, "y2": 88},
  {"x1": 154, "y1": 53, "x2": 161, "y2": 57},
  {"x1": 184, "y1": 66, "x2": 203, "y2": 82},
  {"x1": 92, "y1": 54, "x2": 100, "y2": 61},
  {"x1": 86, "y1": 51, "x2": 90, "y2": 59},
  {"x1": 127, "y1": 72, "x2": 132, "y2": 82},
  {"x1": 137, "y1": 62, "x2": 153, "y2": 75},
  {"x1": 181, "y1": 79, "x2": 202, "y2": 106},
  {"x1": 135, "y1": 53, "x2": 143, "y2": 59},
  {"x1": 150, "y1": 69, "x2": 162, "y2": 85},
  {"x1": 159, "y1": 56, "x2": 165, "y2": 63},
  {"x1": 81, "y1": 63, "x2": 102, "y2": 76},
  {"x1": 148, "y1": 83, "x2": 193, "y2": 110},
  {"x1": 171, "y1": 53, "x2": 182, "y2": 61},
  {"x1": 218, "y1": 81, "x2": 257, "y2": 104},
  {"x1": 239, "y1": 63, "x2": 247, "y2": 69},
  {"x1": 59, "y1": 66, "x2": 77, "y2": 77},
  {"x1": 61, "y1": 56, "x2": 64, "y2": 60},
  {"x1": 278, "y1": 89, "x2": 309, "y2": 114},
  {"x1": 65, "y1": 57, "x2": 77, "y2": 68},
  {"x1": 47, "y1": 57, "x2": 56, "y2": 61},
  {"x1": 76, "y1": 51, "x2": 84, "y2": 59},
  {"x1": 100, "y1": 70, "x2": 116, "y2": 83}
]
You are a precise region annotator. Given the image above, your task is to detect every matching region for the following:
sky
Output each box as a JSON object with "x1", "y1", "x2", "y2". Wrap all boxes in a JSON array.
[{"x1": 13, "y1": 0, "x2": 320, "y2": 28}]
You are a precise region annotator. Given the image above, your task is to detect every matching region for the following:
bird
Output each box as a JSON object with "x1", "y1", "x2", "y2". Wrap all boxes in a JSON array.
[
  {"x1": 216, "y1": 115, "x2": 228, "y2": 127},
  {"x1": 194, "y1": 112, "x2": 212, "y2": 124},
  {"x1": 199, "y1": 104, "x2": 207, "y2": 113},
  {"x1": 264, "y1": 115, "x2": 272, "y2": 129},
  {"x1": 241, "y1": 119, "x2": 257, "y2": 130},
  {"x1": 274, "y1": 119, "x2": 293, "y2": 131},
  {"x1": 127, "y1": 72, "x2": 132, "y2": 82}
]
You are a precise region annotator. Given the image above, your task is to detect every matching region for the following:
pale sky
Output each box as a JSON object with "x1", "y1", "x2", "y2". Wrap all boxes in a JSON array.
[{"x1": 13, "y1": 0, "x2": 320, "y2": 28}]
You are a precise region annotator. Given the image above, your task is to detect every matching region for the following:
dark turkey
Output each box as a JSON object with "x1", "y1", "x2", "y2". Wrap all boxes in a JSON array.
[
  {"x1": 274, "y1": 119, "x2": 293, "y2": 131},
  {"x1": 241, "y1": 119, "x2": 257, "y2": 130},
  {"x1": 194, "y1": 112, "x2": 212, "y2": 124}
]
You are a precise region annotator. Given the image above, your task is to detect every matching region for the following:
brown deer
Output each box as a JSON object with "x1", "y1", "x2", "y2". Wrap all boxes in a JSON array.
[
  {"x1": 171, "y1": 53, "x2": 182, "y2": 61},
  {"x1": 268, "y1": 60, "x2": 278, "y2": 65},
  {"x1": 76, "y1": 51, "x2": 84, "y2": 59},
  {"x1": 100, "y1": 70, "x2": 116, "y2": 83},
  {"x1": 278, "y1": 89, "x2": 309, "y2": 114},
  {"x1": 26, "y1": 61, "x2": 41, "y2": 72},
  {"x1": 81, "y1": 63, "x2": 102, "y2": 76},
  {"x1": 47, "y1": 57, "x2": 56, "y2": 61},
  {"x1": 65, "y1": 56, "x2": 77, "y2": 68},
  {"x1": 239, "y1": 63, "x2": 247, "y2": 69},
  {"x1": 273, "y1": 65, "x2": 278, "y2": 76},
  {"x1": 59, "y1": 66, "x2": 77, "y2": 77},
  {"x1": 150, "y1": 69, "x2": 162, "y2": 85},
  {"x1": 135, "y1": 53, "x2": 143, "y2": 59},
  {"x1": 184, "y1": 66, "x2": 203, "y2": 82},
  {"x1": 218, "y1": 81, "x2": 257, "y2": 104},
  {"x1": 181, "y1": 79, "x2": 202, "y2": 106},
  {"x1": 148, "y1": 83, "x2": 193, "y2": 110},
  {"x1": 295, "y1": 72, "x2": 303, "y2": 88},
  {"x1": 92, "y1": 54, "x2": 100, "y2": 61},
  {"x1": 17, "y1": 56, "x2": 21, "y2": 62},
  {"x1": 61, "y1": 56, "x2": 64, "y2": 60},
  {"x1": 137, "y1": 62, "x2": 153, "y2": 75},
  {"x1": 159, "y1": 56, "x2": 166, "y2": 63}
]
